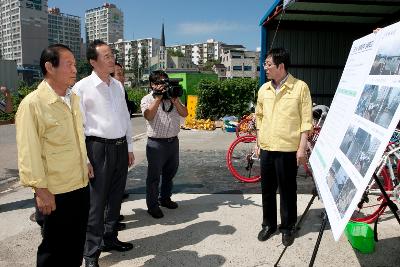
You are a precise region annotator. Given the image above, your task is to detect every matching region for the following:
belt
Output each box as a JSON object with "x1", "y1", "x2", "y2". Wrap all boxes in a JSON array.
[
  {"x1": 86, "y1": 136, "x2": 126, "y2": 145},
  {"x1": 148, "y1": 136, "x2": 177, "y2": 143}
]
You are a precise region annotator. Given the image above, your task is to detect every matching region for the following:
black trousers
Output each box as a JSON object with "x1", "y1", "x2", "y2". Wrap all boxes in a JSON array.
[
  {"x1": 260, "y1": 150, "x2": 298, "y2": 233},
  {"x1": 84, "y1": 139, "x2": 128, "y2": 260},
  {"x1": 37, "y1": 185, "x2": 89, "y2": 267},
  {"x1": 146, "y1": 137, "x2": 179, "y2": 209}
]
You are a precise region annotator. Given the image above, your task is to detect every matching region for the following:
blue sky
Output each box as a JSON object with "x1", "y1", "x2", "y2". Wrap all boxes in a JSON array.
[{"x1": 49, "y1": 0, "x2": 275, "y2": 51}]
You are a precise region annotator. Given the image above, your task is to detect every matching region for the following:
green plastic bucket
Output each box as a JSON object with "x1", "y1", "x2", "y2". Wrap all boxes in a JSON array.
[{"x1": 344, "y1": 221, "x2": 375, "y2": 254}]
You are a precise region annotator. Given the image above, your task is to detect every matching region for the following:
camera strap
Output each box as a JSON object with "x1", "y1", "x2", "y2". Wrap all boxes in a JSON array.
[{"x1": 162, "y1": 100, "x2": 173, "y2": 112}]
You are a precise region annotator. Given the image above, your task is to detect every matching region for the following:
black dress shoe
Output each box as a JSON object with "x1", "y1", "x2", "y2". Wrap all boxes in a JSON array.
[
  {"x1": 85, "y1": 259, "x2": 99, "y2": 267},
  {"x1": 118, "y1": 214, "x2": 125, "y2": 222},
  {"x1": 257, "y1": 226, "x2": 277, "y2": 241},
  {"x1": 159, "y1": 199, "x2": 178, "y2": 209},
  {"x1": 147, "y1": 207, "x2": 164, "y2": 218},
  {"x1": 282, "y1": 230, "x2": 296, "y2": 246},
  {"x1": 122, "y1": 193, "x2": 130, "y2": 200},
  {"x1": 101, "y1": 239, "x2": 133, "y2": 252},
  {"x1": 116, "y1": 222, "x2": 126, "y2": 231}
]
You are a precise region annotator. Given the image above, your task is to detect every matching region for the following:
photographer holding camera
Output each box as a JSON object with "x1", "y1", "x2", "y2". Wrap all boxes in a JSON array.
[{"x1": 141, "y1": 70, "x2": 188, "y2": 219}]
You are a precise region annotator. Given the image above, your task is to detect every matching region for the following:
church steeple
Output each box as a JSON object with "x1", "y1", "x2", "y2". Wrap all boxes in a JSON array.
[{"x1": 161, "y1": 23, "x2": 165, "y2": 47}]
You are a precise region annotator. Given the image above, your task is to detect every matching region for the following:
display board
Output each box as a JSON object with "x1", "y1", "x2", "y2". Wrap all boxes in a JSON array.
[{"x1": 309, "y1": 21, "x2": 400, "y2": 241}]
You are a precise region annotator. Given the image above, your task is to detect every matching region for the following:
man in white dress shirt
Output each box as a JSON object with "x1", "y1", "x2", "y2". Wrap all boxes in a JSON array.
[{"x1": 72, "y1": 40, "x2": 134, "y2": 267}]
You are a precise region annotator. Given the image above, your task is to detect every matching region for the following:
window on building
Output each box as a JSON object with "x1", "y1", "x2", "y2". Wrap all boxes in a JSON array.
[
  {"x1": 233, "y1": 66, "x2": 242, "y2": 71},
  {"x1": 232, "y1": 55, "x2": 241, "y2": 59},
  {"x1": 243, "y1": 66, "x2": 252, "y2": 71}
]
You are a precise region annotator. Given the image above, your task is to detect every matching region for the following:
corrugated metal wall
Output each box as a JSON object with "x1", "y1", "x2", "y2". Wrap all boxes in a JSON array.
[{"x1": 265, "y1": 27, "x2": 367, "y2": 106}]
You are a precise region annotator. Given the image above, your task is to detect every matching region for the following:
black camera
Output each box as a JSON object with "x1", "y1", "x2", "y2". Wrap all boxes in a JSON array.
[{"x1": 152, "y1": 78, "x2": 184, "y2": 100}]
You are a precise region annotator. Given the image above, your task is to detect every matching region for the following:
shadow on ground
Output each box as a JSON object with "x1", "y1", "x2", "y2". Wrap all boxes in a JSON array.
[
  {"x1": 126, "y1": 149, "x2": 314, "y2": 195},
  {"x1": 101, "y1": 220, "x2": 235, "y2": 266}
]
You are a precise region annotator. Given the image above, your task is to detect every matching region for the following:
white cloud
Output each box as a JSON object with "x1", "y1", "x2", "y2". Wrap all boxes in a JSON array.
[{"x1": 178, "y1": 21, "x2": 250, "y2": 35}]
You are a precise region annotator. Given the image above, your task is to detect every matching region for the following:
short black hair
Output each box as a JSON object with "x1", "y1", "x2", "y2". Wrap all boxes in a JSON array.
[
  {"x1": 40, "y1": 44, "x2": 72, "y2": 76},
  {"x1": 149, "y1": 70, "x2": 168, "y2": 83},
  {"x1": 267, "y1": 48, "x2": 290, "y2": 71},
  {"x1": 87, "y1": 39, "x2": 107, "y2": 62}
]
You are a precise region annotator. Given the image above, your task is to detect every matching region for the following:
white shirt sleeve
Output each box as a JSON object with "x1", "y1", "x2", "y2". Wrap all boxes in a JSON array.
[{"x1": 71, "y1": 83, "x2": 87, "y2": 130}]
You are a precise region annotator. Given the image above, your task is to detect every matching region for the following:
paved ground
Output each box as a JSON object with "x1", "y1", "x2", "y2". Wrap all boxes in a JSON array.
[{"x1": 0, "y1": 122, "x2": 399, "y2": 266}]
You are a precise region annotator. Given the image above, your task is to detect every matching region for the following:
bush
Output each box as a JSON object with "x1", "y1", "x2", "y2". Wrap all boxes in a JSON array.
[
  {"x1": 126, "y1": 87, "x2": 148, "y2": 113},
  {"x1": 0, "y1": 83, "x2": 37, "y2": 122},
  {"x1": 196, "y1": 78, "x2": 259, "y2": 120}
]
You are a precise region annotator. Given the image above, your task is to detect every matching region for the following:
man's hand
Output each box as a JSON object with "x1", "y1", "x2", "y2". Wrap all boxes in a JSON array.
[
  {"x1": 170, "y1": 97, "x2": 188, "y2": 117},
  {"x1": 153, "y1": 84, "x2": 166, "y2": 100},
  {"x1": 87, "y1": 163, "x2": 94, "y2": 179},
  {"x1": 128, "y1": 152, "x2": 135, "y2": 168},
  {"x1": 296, "y1": 147, "x2": 307, "y2": 167},
  {"x1": 254, "y1": 144, "x2": 260, "y2": 158},
  {"x1": 35, "y1": 188, "x2": 56, "y2": 215}
]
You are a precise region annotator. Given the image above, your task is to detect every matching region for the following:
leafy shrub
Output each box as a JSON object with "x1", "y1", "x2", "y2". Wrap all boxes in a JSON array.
[
  {"x1": 196, "y1": 78, "x2": 259, "y2": 120},
  {"x1": 0, "y1": 83, "x2": 37, "y2": 122},
  {"x1": 126, "y1": 87, "x2": 148, "y2": 113}
]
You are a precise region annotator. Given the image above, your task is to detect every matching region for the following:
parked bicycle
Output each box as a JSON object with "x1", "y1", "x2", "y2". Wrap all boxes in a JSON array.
[
  {"x1": 351, "y1": 130, "x2": 400, "y2": 223},
  {"x1": 236, "y1": 113, "x2": 257, "y2": 137},
  {"x1": 226, "y1": 134, "x2": 261, "y2": 183}
]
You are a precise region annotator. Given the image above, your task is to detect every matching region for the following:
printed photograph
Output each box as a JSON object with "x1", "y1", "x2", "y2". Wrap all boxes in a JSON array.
[
  {"x1": 370, "y1": 34, "x2": 400, "y2": 75},
  {"x1": 355, "y1": 84, "x2": 400, "y2": 128},
  {"x1": 340, "y1": 125, "x2": 381, "y2": 177},
  {"x1": 336, "y1": 177, "x2": 357, "y2": 218},
  {"x1": 325, "y1": 158, "x2": 357, "y2": 218}
]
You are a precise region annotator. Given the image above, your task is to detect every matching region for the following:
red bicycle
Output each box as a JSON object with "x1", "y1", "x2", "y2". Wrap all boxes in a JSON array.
[
  {"x1": 236, "y1": 114, "x2": 257, "y2": 137},
  {"x1": 226, "y1": 135, "x2": 261, "y2": 183},
  {"x1": 351, "y1": 135, "x2": 400, "y2": 224}
]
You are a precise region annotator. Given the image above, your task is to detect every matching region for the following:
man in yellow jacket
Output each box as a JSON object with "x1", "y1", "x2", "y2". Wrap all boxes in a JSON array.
[
  {"x1": 255, "y1": 48, "x2": 312, "y2": 247},
  {"x1": 15, "y1": 44, "x2": 91, "y2": 267}
]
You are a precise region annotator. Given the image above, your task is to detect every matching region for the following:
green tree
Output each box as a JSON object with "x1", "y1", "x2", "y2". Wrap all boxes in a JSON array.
[
  {"x1": 167, "y1": 48, "x2": 184, "y2": 57},
  {"x1": 203, "y1": 59, "x2": 221, "y2": 71},
  {"x1": 76, "y1": 59, "x2": 92, "y2": 80},
  {"x1": 196, "y1": 78, "x2": 258, "y2": 119},
  {"x1": 140, "y1": 46, "x2": 149, "y2": 75},
  {"x1": 113, "y1": 48, "x2": 123, "y2": 64}
]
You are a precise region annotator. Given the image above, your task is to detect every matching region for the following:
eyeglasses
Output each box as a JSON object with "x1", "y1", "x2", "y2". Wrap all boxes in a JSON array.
[{"x1": 263, "y1": 62, "x2": 276, "y2": 69}]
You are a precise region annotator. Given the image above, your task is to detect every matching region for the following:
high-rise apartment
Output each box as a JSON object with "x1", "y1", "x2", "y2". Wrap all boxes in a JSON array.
[
  {"x1": 85, "y1": 3, "x2": 123, "y2": 44},
  {"x1": 0, "y1": 0, "x2": 48, "y2": 67},
  {"x1": 109, "y1": 38, "x2": 161, "y2": 70},
  {"x1": 48, "y1": 7, "x2": 81, "y2": 60}
]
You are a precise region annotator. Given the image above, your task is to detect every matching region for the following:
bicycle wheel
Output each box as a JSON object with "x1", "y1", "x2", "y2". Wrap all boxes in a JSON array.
[
  {"x1": 226, "y1": 135, "x2": 261, "y2": 183},
  {"x1": 350, "y1": 167, "x2": 393, "y2": 224}
]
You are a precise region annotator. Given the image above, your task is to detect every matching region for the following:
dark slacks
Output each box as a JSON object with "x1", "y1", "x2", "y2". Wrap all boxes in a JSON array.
[
  {"x1": 84, "y1": 139, "x2": 128, "y2": 260},
  {"x1": 260, "y1": 150, "x2": 298, "y2": 233},
  {"x1": 146, "y1": 137, "x2": 179, "y2": 209},
  {"x1": 37, "y1": 185, "x2": 90, "y2": 267}
]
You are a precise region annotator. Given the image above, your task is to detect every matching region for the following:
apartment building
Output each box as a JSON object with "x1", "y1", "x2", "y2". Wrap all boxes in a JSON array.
[
  {"x1": 48, "y1": 7, "x2": 81, "y2": 60},
  {"x1": 221, "y1": 49, "x2": 260, "y2": 79},
  {"x1": 0, "y1": 0, "x2": 48, "y2": 67},
  {"x1": 109, "y1": 38, "x2": 161, "y2": 70},
  {"x1": 85, "y1": 3, "x2": 123, "y2": 44},
  {"x1": 170, "y1": 39, "x2": 223, "y2": 66}
]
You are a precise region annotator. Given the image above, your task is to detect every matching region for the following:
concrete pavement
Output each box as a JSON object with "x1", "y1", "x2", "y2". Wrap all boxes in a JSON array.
[{"x1": 0, "y1": 126, "x2": 399, "y2": 266}]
